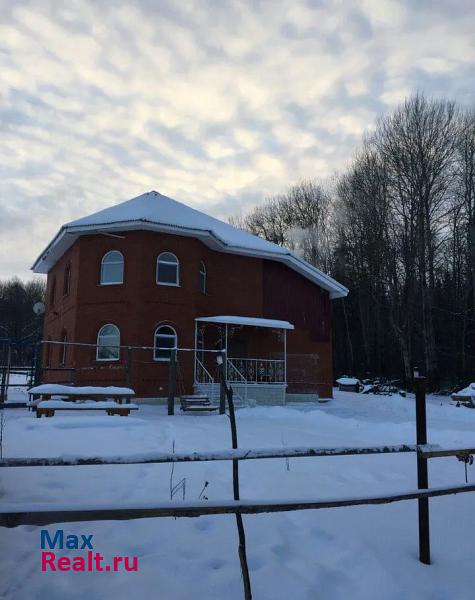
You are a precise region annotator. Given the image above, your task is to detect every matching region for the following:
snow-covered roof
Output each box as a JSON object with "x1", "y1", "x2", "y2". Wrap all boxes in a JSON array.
[
  {"x1": 336, "y1": 377, "x2": 360, "y2": 386},
  {"x1": 452, "y1": 383, "x2": 475, "y2": 398},
  {"x1": 32, "y1": 191, "x2": 348, "y2": 299},
  {"x1": 196, "y1": 316, "x2": 295, "y2": 330}
]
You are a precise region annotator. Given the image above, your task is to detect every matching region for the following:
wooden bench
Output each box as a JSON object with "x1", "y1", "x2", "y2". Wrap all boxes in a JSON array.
[
  {"x1": 36, "y1": 400, "x2": 139, "y2": 418},
  {"x1": 180, "y1": 395, "x2": 218, "y2": 413},
  {"x1": 28, "y1": 385, "x2": 135, "y2": 411}
]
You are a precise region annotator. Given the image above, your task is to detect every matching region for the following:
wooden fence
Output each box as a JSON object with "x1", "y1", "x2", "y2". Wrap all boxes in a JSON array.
[{"x1": 0, "y1": 374, "x2": 474, "y2": 600}]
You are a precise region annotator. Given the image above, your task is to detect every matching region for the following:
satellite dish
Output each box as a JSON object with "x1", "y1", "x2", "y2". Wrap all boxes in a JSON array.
[{"x1": 33, "y1": 301, "x2": 45, "y2": 316}]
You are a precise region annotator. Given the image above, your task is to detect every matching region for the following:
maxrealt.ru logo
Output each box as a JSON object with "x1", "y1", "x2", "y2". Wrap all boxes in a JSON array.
[{"x1": 41, "y1": 529, "x2": 138, "y2": 572}]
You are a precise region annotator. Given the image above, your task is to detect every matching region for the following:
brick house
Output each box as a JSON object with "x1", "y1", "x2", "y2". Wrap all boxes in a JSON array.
[{"x1": 32, "y1": 191, "x2": 348, "y2": 403}]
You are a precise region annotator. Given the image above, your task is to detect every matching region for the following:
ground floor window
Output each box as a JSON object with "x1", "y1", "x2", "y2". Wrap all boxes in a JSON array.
[
  {"x1": 96, "y1": 324, "x2": 120, "y2": 361},
  {"x1": 154, "y1": 325, "x2": 177, "y2": 361}
]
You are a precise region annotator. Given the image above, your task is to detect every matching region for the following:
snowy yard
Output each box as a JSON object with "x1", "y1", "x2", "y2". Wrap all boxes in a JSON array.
[{"x1": 1, "y1": 391, "x2": 475, "y2": 600}]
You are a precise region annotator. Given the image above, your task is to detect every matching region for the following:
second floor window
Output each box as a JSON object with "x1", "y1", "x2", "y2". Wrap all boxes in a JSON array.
[
  {"x1": 100, "y1": 251, "x2": 124, "y2": 285},
  {"x1": 156, "y1": 252, "x2": 179, "y2": 286}
]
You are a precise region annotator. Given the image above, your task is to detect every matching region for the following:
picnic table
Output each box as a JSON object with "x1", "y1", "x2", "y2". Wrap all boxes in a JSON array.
[
  {"x1": 28, "y1": 384, "x2": 135, "y2": 404},
  {"x1": 35, "y1": 400, "x2": 138, "y2": 418},
  {"x1": 28, "y1": 384, "x2": 137, "y2": 417}
]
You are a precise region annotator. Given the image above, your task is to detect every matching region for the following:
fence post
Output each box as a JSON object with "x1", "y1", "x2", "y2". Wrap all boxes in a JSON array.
[
  {"x1": 0, "y1": 366, "x2": 6, "y2": 404},
  {"x1": 126, "y1": 347, "x2": 133, "y2": 388},
  {"x1": 225, "y1": 383, "x2": 252, "y2": 600},
  {"x1": 33, "y1": 342, "x2": 42, "y2": 386},
  {"x1": 414, "y1": 370, "x2": 430, "y2": 565},
  {"x1": 168, "y1": 349, "x2": 177, "y2": 416}
]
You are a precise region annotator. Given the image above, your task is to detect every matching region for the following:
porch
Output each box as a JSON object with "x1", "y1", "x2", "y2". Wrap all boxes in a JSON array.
[{"x1": 193, "y1": 316, "x2": 294, "y2": 405}]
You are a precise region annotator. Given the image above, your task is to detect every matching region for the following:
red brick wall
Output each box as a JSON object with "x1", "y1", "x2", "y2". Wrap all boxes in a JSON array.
[{"x1": 42, "y1": 230, "x2": 333, "y2": 397}]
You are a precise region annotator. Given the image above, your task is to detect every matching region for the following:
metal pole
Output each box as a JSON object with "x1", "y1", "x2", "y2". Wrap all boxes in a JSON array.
[
  {"x1": 193, "y1": 321, "x2": 197, "y2": 385},
  {"x1": 218, "y1": 352, "x2": 226, "y2": 415},
  {"x1": 414, "y1": 370, "x2": 430, "y2": 565},
  {"x1": 284, "y1": 328, "x2": 287, "y2": 383},
  {"x1": 225, "y1": 324, "x2": 228, "y2": 382}
]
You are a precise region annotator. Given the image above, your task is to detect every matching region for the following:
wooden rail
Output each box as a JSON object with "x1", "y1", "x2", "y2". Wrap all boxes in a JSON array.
[
  {"x1": 418, "y1": 446, "x2": 475, "y2": 459},
  {"x1": 2, "y1": 483, "x2": 474, "y2": 528},
  {"x1": 0, "y1": 443, "x2": 418, "y2": 468}
]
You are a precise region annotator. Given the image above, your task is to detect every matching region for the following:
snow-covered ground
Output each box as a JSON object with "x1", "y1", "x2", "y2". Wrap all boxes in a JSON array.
[{"x1": 1, "y1": 391, "x2": 475, "y2": 600}]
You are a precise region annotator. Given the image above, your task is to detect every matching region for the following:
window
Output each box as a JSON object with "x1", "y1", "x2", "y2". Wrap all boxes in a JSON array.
[
  {"x1": 96, "y1": 324, "x2": 120, "y2": 361},
  {"x1": 154, "y1": 325, "x2": 177, "y2": 361},
  {"x1": 63, "y1": 264, "x2": 71, "y2": 296},
  {"x1": 49, "y1": 277, "x2": 56, "y2": 306},
  {"x1": 156, "y1": 252, "x2": 179, "y2": 286},
  {"x1": 100, "y1": 251, "x2": 124, "y2": 285},
  {"x1": 60, "y1": 332, "x2": 67, "y2": 365},
  {"x1": 199, "y1": 261, "x2": 206, "y2": 294}
]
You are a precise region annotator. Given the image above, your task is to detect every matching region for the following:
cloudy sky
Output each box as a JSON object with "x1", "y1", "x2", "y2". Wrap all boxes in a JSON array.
[{"x1": 1, "y1": 0, "x2": 474, "y2": 280}]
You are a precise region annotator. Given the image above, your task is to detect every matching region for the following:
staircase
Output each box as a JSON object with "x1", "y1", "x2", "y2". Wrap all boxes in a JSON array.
[
  {"x1": 194, "y1": 357, "x2": 285, "y2": 406},
  {"x1": 193, "y1": 382, "x2": 248, "y2": 407}
]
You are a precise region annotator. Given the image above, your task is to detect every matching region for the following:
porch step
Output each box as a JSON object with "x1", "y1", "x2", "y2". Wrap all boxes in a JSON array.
[{"x1": 194, "y1": 383, "x2": 286, "y2": 406}]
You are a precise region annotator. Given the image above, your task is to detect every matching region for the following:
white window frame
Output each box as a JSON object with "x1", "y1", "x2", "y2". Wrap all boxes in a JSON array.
[
  {"x1": 100, "y1": 251, "x2": 124, "y2": 286},
  {"x1": 153, "y1": 325, "x2": 177, "y2": 362},
  {"x1": 156, "y1": 252, "x2": 180, "y2": 287},
  {"x1": 199, "y1": 260, "x2": 206, "y2": 294},
  {"x1": 96, "y1": 324, "x2": 120, "y2": 362}
]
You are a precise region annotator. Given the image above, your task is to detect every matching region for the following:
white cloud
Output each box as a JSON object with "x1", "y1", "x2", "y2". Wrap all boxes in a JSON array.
[{"x1": 0, "y1": 0, "x2": 474, "y2": 279}]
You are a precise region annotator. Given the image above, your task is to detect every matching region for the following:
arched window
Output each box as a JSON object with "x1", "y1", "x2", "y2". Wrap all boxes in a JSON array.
[
  {"x1": 96, "y1": 324, "x2": 120, "y2": 361},
  {"x1": 156, "y1": 252, "x2": 179, "y2": 286},
  {"x1": 199, "y1": 261, "x2": 206, "y2": 294},
  {"x1": 100, "y1": 251, "x2": 124, "y2": 285},
  {"x1": 63, "y1": 264, "x2": 71, "y2": 296},
  {"x1": 154, "y1": 325, "x2": 177, "y2": 361}
]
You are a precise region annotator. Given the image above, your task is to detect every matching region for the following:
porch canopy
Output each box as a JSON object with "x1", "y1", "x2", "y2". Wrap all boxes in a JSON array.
[
  {"x1": 195, "y1": 316, "x2": 294, "y2": 330},
  {"x1": 194, "y1": 316, "x2": 294, "y2": 385}
]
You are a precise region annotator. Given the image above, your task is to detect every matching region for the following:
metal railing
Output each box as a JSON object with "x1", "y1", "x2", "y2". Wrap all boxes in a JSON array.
[
  {"x1": 195, "y1": 357, "x2": 215, "y2": 385},
  {"x1": 226, "y1": 359, "x2": 248, "y2": 405},
  {"x1": 227, "y1": 358, "x2": 285, "y2": 384}
]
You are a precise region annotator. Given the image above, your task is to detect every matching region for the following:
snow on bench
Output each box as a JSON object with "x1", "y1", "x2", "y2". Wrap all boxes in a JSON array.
[
  {"x1": 451, "y1": 383, "x2": 475, "y2": 407},
  {"x1": 27, "y1": 385, "x2": 136, "y2": 410},
  {"x1": 35, "y1": 400, "x2": 138, "y2": 418},
  {"x1": 29, "y1": 384, "x2": 135, "y2": 396}
]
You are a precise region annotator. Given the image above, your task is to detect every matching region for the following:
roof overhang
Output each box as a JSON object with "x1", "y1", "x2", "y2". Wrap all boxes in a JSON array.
[
  {"x1": 196, "y1": 316, "x2": 295, "y2": 330},
  {"x1": 32, "y1": 220, "x2": 349, "y2": 299}
]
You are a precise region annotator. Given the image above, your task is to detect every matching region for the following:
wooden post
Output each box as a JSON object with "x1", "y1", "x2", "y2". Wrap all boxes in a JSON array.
[
  {"x1": 414, "y1": 371, "x2": 430, "y2": 565},
  {"x1": 33, "y1": 341, "x2": 43, "y2": 386},
  {"x1": 225, "y1": 383, "x2": 252, "y2": 600},
  {"x1": 126, "y1": 347, "x2": 133, "y2": 388},
  {"x1": 168, "y1": 349, "x2": 177, "y2": 415},
  {"x1": 0, "y1": 365, "x2": 6, "y2": 404}
]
